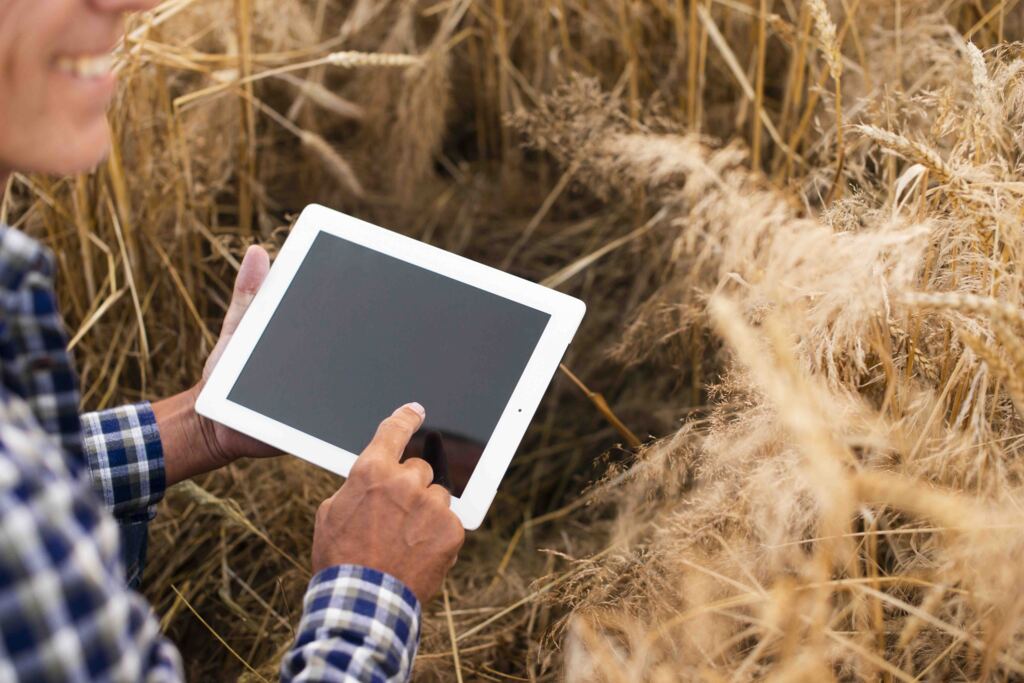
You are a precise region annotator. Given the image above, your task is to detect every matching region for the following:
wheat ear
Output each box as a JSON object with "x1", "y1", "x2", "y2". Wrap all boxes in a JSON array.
[
  {"x1": 958, "y1": 328, "x2": 1024, "y2": 419},
  {"x1": 855, "y1": 125, "x2": 957, "y2": 182},
  {"x1": 900, "y1": 291, "x2": 1024, "y2": 329},
  {"x1": 325, "y1": 51, "x2": 422, "y2": 68},
  {"x1": 807, "y1": 0, "x2": 841, "y2": 80}
]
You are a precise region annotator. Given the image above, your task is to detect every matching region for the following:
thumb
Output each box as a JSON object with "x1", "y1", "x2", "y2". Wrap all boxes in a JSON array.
[{"x1": 220, "y1": 245, "x2": 270, "y2": 339}]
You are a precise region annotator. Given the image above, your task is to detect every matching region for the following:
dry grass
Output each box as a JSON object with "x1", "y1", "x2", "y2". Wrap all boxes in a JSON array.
[{"x1": 4, "y1": 0, "x2": 1024, "y2": 680}]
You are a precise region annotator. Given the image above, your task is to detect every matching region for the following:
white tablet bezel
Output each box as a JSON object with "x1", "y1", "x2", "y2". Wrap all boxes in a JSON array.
[{"x1": 196, "y1": 204, "x2": 585, "y2": 529}]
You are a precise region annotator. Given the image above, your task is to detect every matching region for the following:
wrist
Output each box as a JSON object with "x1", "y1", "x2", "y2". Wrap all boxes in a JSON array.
[
  {"x1": 152, "y1": 385, "x2": 232, "y2": 486},
  {"x1": 190, "y1": 384, "x2": 234, "y2": 467}
]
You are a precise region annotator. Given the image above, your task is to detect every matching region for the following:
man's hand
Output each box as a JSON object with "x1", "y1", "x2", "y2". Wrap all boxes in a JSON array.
[
  {"x1": 312, "y1": 403, "x2": 465, "y2": 603},
  {"x1": 154, "y1": 245, "x2": 279, "y2": 486}
]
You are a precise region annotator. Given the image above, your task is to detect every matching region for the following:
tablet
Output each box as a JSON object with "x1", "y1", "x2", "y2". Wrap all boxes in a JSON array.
[{"x1": 196, "y1": 204, "x2": 585, "y2": 529}]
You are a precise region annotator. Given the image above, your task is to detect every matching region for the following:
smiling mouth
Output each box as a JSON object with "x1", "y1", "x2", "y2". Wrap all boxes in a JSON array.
[{"x1": 55, "y1": 54, "x2": 115, "y2": 79}]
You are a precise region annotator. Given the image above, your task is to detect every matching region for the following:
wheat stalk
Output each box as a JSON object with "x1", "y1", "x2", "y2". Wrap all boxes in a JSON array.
[
  {"x1": 277, "y1": 73, "x2": 365, "y2": 120},
  {"x1": 298, "y1": 131, "x2": 366, "y2": 198},
  {"x1": 174, "y1": 50, "x2": 424, "y2": 111},
  {"x1": 807, "y1": 0, "x2": 845, "y2": 200},
  {"x1": 176, "y1": 481, "x2": 309, "y2": 575}
]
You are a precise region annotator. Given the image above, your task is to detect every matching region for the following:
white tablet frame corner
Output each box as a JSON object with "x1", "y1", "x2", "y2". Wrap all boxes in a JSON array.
[{"x1": 196, "y1": 204, "x2": 585, "y2": 530}]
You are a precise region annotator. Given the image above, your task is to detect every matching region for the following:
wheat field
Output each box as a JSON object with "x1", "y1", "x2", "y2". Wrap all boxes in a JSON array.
[{"x1": 4, "y1": 0, "x2": 1024, "y2": 680}]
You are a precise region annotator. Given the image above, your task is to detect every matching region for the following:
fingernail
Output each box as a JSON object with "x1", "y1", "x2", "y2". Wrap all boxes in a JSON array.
[{"x1": 400, "y1": 402, "x2": 425, "y2": 419}]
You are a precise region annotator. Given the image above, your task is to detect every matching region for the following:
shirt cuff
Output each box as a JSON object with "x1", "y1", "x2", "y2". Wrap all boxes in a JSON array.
[
  {"x1": 81, "y1": 402, "x2": 167, "y2": 522},
  {"x1": 291, "y1": 565, "x2": 421, "y2": 679}
]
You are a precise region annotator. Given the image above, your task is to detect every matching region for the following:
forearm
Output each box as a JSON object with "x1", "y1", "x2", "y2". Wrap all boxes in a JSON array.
[{"x1": 151, "y1": 386, "x2": 228, "y2": 487}]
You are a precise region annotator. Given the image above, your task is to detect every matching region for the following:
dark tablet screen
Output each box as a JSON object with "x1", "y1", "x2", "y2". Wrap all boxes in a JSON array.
[{"x1": 228, "y1": 231, "x2": 551, "y2": 496}]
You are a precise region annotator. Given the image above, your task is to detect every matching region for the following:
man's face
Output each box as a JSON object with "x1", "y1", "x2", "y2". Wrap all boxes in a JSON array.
[{"x1": 0, "y1": 0, "x2": 159, "y2": 177}]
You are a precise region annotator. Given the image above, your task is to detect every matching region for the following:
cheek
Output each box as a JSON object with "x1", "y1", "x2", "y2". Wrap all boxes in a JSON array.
[
  {"x1": 0, "y1": 0, "x2": 113, "y2": 174},
  {"x1": 0, "y1": 4, "x2": 41, "y2": 126},
  {"x1": 0, "y1": 66, "x2": 106, "y2": 175}
]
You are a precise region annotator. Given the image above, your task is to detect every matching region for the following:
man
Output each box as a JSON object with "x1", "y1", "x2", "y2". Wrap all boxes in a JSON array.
[{"x1": 0, "y1": 0, "x2": 465, "y2": 681}]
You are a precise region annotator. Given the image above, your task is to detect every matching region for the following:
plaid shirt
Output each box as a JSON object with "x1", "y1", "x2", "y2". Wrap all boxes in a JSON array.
[{"x1": 0, "y1": 226, "x2": 420, "y2": 682}]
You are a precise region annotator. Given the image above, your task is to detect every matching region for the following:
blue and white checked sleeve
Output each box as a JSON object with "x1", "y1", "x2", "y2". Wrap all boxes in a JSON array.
[
  {"x1": 281, "y1": 565, "x2": 421, "y2": 682},
  {"x1": 80, "y1": 403, "x2": 166, "y2": 523},
  {"x1": 0, "y1": 400, "x2": 184, "y2": 682}
]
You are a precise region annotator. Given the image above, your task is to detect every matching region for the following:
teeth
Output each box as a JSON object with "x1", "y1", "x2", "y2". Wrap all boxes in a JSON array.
[{"x1": 56, "y1": 54, "x2": 113, "y2": 79}]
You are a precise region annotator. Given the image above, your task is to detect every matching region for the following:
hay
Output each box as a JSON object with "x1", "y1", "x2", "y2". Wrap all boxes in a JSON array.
[{"x1": 5, "y1": 0, "x2": 1024, "y2": 680}]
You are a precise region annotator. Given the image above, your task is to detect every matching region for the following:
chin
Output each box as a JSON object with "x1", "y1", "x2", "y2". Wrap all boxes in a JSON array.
[{"x1": 47, "y1": 119, "x2": 112, "y2": 176}]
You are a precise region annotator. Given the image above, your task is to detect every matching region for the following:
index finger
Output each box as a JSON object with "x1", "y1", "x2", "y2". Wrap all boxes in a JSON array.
[{"x1": 362, "y1": 403, "x2": 426, "y2": 464}]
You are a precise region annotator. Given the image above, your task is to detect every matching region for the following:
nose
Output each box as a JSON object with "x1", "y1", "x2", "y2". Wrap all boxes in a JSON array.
[{"x1": 90, "y1": 0, "x2": 161, "y2": 11}]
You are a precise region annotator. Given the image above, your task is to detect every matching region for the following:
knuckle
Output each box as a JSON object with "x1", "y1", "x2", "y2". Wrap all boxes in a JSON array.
[
  {"x1": 412, "y1": 488, "x2": 433, "y2": 509},
  {"x1": 353, "y1": 456, "x2": 385, "y2": 481},
  {"x1": 389, "y1": 469, "x2": 419, "y2": 493},
  {"x1": 405, "y1": 458, "x2": 433, "y2": 480},
  {"x1": 315, "y1": 498, "x2": 331, "y2": 523},
  {"x1": 395, "y1": 469, "x2": 419, "y2": 490},
  {"x1": 429, "y1": 486, "x2": 451, "y2": 508},
  {"x1": 443, "y1": 537, "x2": 463, "y2": 559},
  {"x1": 394, "y1": 459, "x2": 417, "y2": 479},
  {"x1": 445, "y1": 514, "x2": 465, "y2": 543},
  {"x1": 422, "y1": 491, "x2": 442, "y2": 510}
]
